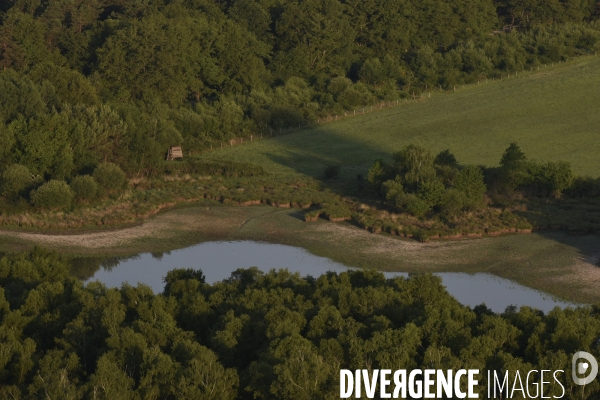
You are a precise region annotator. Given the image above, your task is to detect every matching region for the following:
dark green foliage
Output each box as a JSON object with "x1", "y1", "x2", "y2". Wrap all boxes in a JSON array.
[
  {"x1": 404, "y1": 194, "x2": 431, "y2": 218},
  {"x1": 367, "y1": 159, "x2": 389, "y2": 194},
  {"x1": 501, "y1": 142, "x2": 528, "y2": 169},
  {"x1": 93, "y1": 162, "x2": 127, "y2": 194},
  {"x1": 500, "y1": 142, "x2": 530, "y2": 190},
  {"x1": 70, "y1": 175, "x2": 98, "y2": 202},
  {"x1": 1, "y1": 164, "x2": 31, "y2": 200},
  {"x1": 566, "y1": 176, "x2": 600, "y2": 198},
  {"x1": 530, "y1": 161, "x2": 574, "y2": 198},
  {"x1": 434, "y1": 149, "x2": 459, "y2": 168},
  {"x1": 365, "y1": 143, "x2": 586, "y2": 220},
  {"x1": 30, "y1": 180, "x2": 74, "y2": 210},
  {"x1": 0, "y1": 69, "x2": 45, "y2": 124},
  {"x1": 162, "y1": 159, "x2": 266, "y2": 178},
  {"x1": 454, "y1": 165, "x2": 487, "y2": 207},
  {"x1": 163, "y1": 268, "x2": 205, "y2": 294},
  {"x1": 323, "y1": 164, "x2": 340, "y2": 180},
  {"x1": 439, "y1": 189, "x2": 468, "y2": 218},
  {"x1": 392, "y1": 144, "x2": 436, "y2": 191},
  {"x1": 0, "y1": 1, "x2": 597, "y2": 180},
  {"x1": 418, "y1": 179, "x2": 446, "y2": 208},
  {"x1": 1, "y1": 250, "x2": 599, "y2": 398}
]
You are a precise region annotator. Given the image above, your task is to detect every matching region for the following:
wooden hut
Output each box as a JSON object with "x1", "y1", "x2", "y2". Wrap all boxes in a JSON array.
[{"x1": 166, "y1": 146, "x2": 183, "y2": 161}]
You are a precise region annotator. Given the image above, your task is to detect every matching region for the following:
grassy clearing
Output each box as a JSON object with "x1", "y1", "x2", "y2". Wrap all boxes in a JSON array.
[
  {"x1": 2, "y1": 206, "x2": 599, "y2": 303},
  {"x1": 206, "y1": 56, "x2": 600, "y2": 181}
]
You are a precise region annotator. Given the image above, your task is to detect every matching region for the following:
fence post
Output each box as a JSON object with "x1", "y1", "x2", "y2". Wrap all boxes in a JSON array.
[{"x1": 251, "y1": 135, "x2": 252, "y2": 141}]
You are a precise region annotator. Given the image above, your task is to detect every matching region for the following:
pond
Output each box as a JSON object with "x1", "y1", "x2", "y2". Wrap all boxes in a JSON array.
[{"x1": 83, "y1": 241, "x2": 578, "y2": 313}]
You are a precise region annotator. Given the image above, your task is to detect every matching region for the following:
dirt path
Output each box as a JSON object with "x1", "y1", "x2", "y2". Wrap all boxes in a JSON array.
[
  {"x1": 0, "y1": 207, "x2": 263, "y2": 250},
  {"x1": 1, "y1": 206, "x2": 598, "y2": 303}
]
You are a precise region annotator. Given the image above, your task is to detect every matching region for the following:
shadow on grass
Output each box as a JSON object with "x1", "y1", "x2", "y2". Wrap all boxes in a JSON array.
[{"x1": 261, "y1": 125, "x2": 600, "y2": 266}]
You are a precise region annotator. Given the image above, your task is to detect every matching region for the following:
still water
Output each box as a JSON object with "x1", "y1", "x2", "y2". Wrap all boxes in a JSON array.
[{"x1": 85, "y1": 241, "x2": 578, "y2": 313}]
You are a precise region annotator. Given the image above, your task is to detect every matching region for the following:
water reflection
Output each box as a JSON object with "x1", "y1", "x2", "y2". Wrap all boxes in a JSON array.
[{"x1": 79, "y1": 240, "x2": 579, "y2": 313}]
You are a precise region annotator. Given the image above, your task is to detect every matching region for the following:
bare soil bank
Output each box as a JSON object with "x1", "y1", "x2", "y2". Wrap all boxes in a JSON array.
[{"x1": 1, "y1": 205, "x2": 598, "y2": 304}]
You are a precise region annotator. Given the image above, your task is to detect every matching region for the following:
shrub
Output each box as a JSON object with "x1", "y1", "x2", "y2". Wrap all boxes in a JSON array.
[
  {"x1": 418, "y1": 180, "x2": 446, "y2": 208},
  {"x1": 566, "y1": 176, "x2": 600, "y2": 198},
  {"x1": 434, "y1": 149, "x2": 458, "y2": 168},
  {"x1": 532, "y1": 161, "x2": 573, "y2": 198},
  {"x1": 404, "y1": 194, "x2": 431, "y2": 218},
  {"x1": 93, "y1": 162, "x2": 127, "y2": 194},
  {"x1": 1, "y1": 164, "x2": 32, "y2": 199},
  {"x1": 70, "y1": 175, "x2": 98, "y2": 202},
  {"x1": 392, "y1": 144, "x2": 436, "y2": 191},
  {"x1": 31, "y1": 180, "x2": 74, "y2": 209},
  {"x1": 324, "y1": 165, "x2": 340, "y2": 180},
  {"x1": 499, "y1": 142, "x2": 529, "y2": 190},
  {"x1": 383, "y1": 179, "x2": 405, "y2": 207},
  {"x1": 367, "y1": 159, "x2": 389, "y2": 193},
  {"x1": 454, "y1": 165, "x2": 487, "y2": 207},
  {"x1": 439, "y1": 189, "x2": 467, "y2": 219},
  {"x1": 162, "y1": 159, "x2": 265, "y2": 178}
]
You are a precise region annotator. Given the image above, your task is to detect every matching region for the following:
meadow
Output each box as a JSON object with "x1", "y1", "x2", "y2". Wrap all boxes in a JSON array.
[{"x1": 206, "y1": 56, "x2": 600, "y2": 183}]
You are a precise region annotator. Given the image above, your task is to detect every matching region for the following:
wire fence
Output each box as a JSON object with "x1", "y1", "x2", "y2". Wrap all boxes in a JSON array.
[{"x1": 203, "y1": 52, "x2": 597, "y2": 153}]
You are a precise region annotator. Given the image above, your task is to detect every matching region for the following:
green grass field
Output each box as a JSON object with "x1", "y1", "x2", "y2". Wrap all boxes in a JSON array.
[{"x1": 206, "y1": 56, "x2": 600, "y2": 182}]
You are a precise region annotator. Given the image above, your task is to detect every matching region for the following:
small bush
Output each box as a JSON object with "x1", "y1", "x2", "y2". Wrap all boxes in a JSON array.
[
  {"x1": 70, "y1": 175, "x2": 98, "y2": 202},
  {"x1": 404, "y1": 194, "x2": 431, "y2": 218},
  {"x1": 324, "y1": 165, "x2": 340, "y2": 180},
  {"x1": 162, "y1": 159, "x2": 265, "y2": 178},
  {"x1": 2, "y1": 164, "x2": 32, "y2": 199},
  {"x1": 93, "y1": 162, "x2": 127, "y2": 193},
  {"x1": 439, "y1": 189, "x2": 467, "y2": 219},
  {"x1": 31, "y1": 180, "x2": 74, "y2": 209}
]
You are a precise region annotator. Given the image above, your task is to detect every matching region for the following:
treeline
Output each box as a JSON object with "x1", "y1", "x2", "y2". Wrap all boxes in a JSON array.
[
  {"x1": 0, "y1": 0, "x2": 599, "y2": 183},
  {"x1": 364, "y1": 142, "x2": 600, "y2": 221},
  {"x1": 0, "y1": 249, "x2": 598, "y2": 398}
]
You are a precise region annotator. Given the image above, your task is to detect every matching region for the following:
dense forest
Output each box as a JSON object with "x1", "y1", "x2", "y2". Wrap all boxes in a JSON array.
[
  {"x1": 0, "y1": 0, "x2": 599, "y2": 182},
  {"x1": 0, "y1": 249, "x2": 598, "y2": 399}
]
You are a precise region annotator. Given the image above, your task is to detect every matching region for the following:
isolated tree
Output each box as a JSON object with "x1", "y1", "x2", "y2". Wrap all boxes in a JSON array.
[{"x1": 500, "y1": 142, "x2": 529, "y2": 190}]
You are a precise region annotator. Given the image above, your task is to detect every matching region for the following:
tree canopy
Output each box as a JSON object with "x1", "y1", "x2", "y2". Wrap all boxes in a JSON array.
[
  {"x1": 0, "y1": 249, "x2": 598, "y2": 398},
  {"x1": 0, "y1": 0, "x2": 597, "y2": 179}
]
